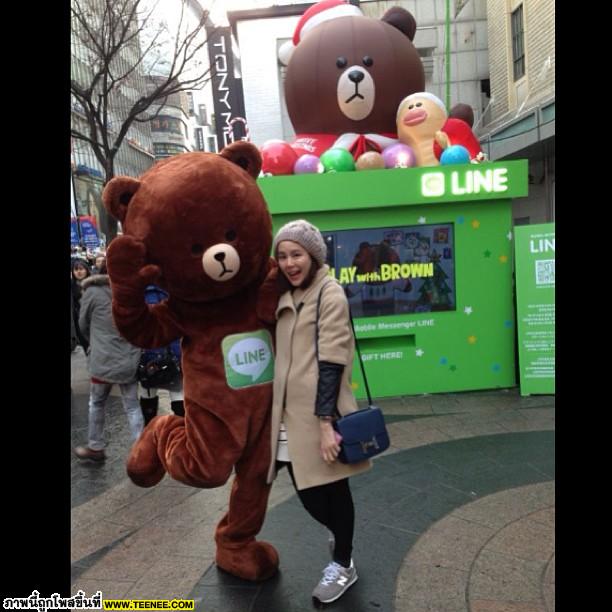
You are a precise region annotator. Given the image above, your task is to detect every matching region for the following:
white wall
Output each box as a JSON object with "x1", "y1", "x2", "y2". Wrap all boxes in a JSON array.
[{"x1": 236, "y1": 15, "x2": 299, "y2": 146}]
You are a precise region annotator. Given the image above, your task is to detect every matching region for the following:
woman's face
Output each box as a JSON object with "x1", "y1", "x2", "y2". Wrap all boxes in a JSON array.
[
  {"x1": 277, "y1": 240, "x2": 313, "y2": 287},
  {"x1": 73, "y1": 265, "x2": 88, "y2": 280}
]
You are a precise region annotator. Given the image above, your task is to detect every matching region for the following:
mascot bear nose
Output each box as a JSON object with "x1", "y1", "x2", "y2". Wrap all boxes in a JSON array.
[
  {"x1": 349, "y1": 70, "x2": 364, "y2": 84},
  {"x1": 202, "y1": 243, "x2": 241, "y2": 281}
]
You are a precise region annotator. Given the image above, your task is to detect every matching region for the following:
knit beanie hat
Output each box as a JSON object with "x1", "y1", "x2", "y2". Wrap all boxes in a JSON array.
[{"x1": 273, "y1": 220, "x2": 327, "y2": 267}]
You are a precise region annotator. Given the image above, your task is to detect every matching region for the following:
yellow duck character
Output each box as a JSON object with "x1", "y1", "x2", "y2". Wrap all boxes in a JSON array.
[{"x1": 396, "y1": 92, "x2": 447, "y2": 167}]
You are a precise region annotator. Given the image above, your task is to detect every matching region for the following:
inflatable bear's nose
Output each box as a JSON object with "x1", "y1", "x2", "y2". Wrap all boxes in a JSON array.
[
  {"x1": 348, "y1": 70, "x2": 364, "y2": 84},
  {"x1": 202, "y1": 243, "x2": 240, "y2": 282}
]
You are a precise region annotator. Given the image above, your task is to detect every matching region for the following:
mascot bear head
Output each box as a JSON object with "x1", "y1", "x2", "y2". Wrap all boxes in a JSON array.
[{"x1": 103, "y1": 142, "x2": 272, "y2": 303}]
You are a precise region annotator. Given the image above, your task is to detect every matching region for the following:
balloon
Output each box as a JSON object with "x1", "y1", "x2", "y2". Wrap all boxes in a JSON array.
[
  {"x1": 319, "y1": 148, "x2": 355, "y2": 173},
  {"x1": 260, "y1": 140, "x2": 298, "y2": 175},
  {"x1": 382, "y1": 143, "x2": 416, "y2": 168},
  {"x1": 294, "y1": 154, "x2": 323, "y2": 174},
  {"x1": 355, "y1": 151, "x2": 386, "y2": 171},
  {"x1": 440, "y1": 144, "x2": 471, "y2": 165}
]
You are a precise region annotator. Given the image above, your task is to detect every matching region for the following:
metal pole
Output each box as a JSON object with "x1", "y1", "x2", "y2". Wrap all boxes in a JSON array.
[{"x1": 445, "y1": 0, "x2": 451, "y2": 110}]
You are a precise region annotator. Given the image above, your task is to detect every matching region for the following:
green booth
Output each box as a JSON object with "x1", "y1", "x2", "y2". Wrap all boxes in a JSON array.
[{"x1": 258, "y1": 160, "x2": 528, "y2": 400}]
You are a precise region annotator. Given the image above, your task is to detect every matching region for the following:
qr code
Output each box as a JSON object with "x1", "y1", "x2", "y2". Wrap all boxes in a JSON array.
[{"x1": 535, "y1": 259, "x2": 555, "y2": 285}]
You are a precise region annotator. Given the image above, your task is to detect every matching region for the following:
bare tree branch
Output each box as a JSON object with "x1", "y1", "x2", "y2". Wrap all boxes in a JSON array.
[{"x1": 71, "y1": 0, "x2": 218, "y2": 241}]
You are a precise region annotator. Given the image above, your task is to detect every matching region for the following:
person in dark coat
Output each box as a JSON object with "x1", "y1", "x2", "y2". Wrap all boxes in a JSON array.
[
  {"x1": 138, "y1": 285, "x2": 185, "y2": 424},
  {"x1": 71, "y1": 259, "x2": 91, "y2": 352},
  {"x1": 74, "y1": 262, "x2": 144, "y2": 461}
]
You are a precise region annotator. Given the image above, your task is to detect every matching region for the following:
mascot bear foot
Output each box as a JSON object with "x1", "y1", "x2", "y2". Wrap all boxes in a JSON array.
[
  {"x1": 126, "y1": 416, "x2": 171, "y2": 487},
  {"x1": 215, "y1": 539, "x2": 279, "y2": 582}
]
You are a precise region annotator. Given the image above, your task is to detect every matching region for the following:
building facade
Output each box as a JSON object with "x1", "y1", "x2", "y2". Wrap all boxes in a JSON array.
[
  {"x1": 477, "y1": 0, "x2": 555, "y2": 225},
  {"x1": 148, "y1": 77, "x2": 194, "y2": 160}
]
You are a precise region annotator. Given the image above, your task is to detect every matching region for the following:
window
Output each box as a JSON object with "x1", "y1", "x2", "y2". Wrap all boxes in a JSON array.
[
  {"x1": 198, "y1": 104, "x2": 208, "y2": 126},
  {"x1": 511, "y1": 5, "x2": 525, "y2": 81}
]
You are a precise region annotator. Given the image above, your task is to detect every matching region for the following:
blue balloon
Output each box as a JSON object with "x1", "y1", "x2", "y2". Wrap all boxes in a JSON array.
[{"x1": 440, "y1": 145, "x2": 471, "y2": 165}]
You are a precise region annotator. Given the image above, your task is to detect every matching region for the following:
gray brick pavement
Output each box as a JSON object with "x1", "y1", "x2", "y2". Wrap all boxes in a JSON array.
[{"x1": 70, "y1": 348, "x2": 554, "y2": 611}]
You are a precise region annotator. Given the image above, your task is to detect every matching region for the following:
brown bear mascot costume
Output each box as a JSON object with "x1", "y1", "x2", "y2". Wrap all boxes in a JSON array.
[{"x1": 102, "y1": 142, "x2": 279, "y2": 582}]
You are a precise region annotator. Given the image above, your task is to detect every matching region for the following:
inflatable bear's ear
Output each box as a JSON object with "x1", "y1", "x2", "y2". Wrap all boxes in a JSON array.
[
  {"x1": 381, "y1": 7, "x2": 417, "y2": 41},
  {"x1": 449, "y1": 103, "x2": 475, "y2": 128},
  {"x1": 220, "y1": 141, "x2": 262, "y2": 180},
  {"x1": 103, "y1": 176, "x2": 141, "y2": 223}
]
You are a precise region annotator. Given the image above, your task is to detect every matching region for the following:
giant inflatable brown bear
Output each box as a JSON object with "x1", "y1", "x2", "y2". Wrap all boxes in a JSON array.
[
  {"x1": 279, "y1": 0, "x2": 425, "y2": 159},
  {"x1": 102, "y1": 142, "x2": 279, "y2": 582},
  {"x1": 279, "y1": 0, "x2": 475, "y2": 161}
]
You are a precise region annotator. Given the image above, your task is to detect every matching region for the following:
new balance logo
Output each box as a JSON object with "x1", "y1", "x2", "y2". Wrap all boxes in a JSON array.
[{"x1": 336, "y1": 576, "x2": 348, "y2": 586}]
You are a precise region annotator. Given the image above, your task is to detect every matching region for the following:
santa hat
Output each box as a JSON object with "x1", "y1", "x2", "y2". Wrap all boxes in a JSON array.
[{"x1": 278, "y1": 0, "x2": 363, "y2": 65}]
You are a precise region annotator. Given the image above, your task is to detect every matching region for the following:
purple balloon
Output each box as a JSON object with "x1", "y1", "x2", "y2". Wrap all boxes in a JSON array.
[
  {"x1": 294, "y1": 154, "x2": 323, "y2": 174},
  {"x1": 382, "y1": 143, "x2": 416, "y2": 169}
]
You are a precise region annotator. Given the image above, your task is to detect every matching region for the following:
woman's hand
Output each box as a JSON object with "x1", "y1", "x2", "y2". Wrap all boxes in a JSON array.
[{"x1": 320, "y1": 420, "x2": 341, "y2": 465}]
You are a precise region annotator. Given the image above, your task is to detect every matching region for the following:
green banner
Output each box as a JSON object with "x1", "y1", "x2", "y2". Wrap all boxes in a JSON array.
[{"x1": 514, "y1": 223, "x2": 555, "y2": 395}]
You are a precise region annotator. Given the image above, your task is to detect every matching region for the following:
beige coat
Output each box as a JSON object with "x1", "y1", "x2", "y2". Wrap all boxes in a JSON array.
[{"x1": 267, "y1": 265, "x2": 372, "y2": 490}]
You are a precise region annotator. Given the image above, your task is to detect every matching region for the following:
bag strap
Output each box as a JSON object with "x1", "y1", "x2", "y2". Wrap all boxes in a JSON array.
[{"x1": 315, "y1": 280, "x2": 373, "y2": 406}]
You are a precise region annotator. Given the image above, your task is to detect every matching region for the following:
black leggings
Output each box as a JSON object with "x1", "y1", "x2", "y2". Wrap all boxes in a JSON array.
[{"x1": 277, "y1": 461, "x2": 354, "y2": 567}]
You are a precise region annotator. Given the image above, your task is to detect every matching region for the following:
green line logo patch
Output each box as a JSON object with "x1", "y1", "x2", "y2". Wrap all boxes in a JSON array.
[{"x1": 222, "y1": 330, "x2": 274, "y2": 389}]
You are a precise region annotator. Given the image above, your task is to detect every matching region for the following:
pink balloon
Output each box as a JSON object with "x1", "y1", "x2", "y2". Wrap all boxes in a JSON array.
[
  {"x1": 294, "y1": 154, "x2": 322, "y2": 174},
  {"x1": 260, "y1": 140, "x2": 298, "y2": 175},
  {"x1": 382, "y1": 143, "x2": 416, "y2": 169}
]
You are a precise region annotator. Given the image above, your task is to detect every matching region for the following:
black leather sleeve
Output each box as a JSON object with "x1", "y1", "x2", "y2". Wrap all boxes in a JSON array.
[{"x1": 315, "y1": 361, "x2": 344, "y2": 417}]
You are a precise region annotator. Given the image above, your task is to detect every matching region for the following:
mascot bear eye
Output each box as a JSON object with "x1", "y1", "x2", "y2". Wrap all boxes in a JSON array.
[
  {"x1": 225, "y1": 229, "x2": 237, "y2": 241},
  {"x1": 191, "y1": 243, "x2": 204, "y2": 255},
  {"x1": 362, "y1": 56, "x2": 373, "y2": 67},
  {"x1": 336, "y1": 57, "x2": 347, "y2": 68}
]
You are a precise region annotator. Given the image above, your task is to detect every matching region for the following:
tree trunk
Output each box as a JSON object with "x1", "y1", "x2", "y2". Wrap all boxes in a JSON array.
[{"x1": 103, "y1": 162, "x2": 118, "y2": 244}]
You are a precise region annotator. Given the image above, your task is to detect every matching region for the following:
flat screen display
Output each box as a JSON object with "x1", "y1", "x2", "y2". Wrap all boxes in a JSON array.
[{"x1": 322, "y1": 223, "x2": 456, "y2": 317}]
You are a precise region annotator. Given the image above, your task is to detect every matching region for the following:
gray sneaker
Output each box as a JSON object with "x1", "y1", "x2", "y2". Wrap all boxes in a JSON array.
[{"x1": 312, "y1": 560, "x2": 358, "y2": 604}]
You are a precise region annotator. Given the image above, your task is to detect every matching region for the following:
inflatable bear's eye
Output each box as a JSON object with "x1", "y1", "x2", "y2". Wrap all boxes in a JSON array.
[
  {"x1": 191, "y1": 243, "x2": 204, "y2": 256},
  {"x1": 336, "y1": 57, "x2": 347, "y2": 68},
  {"x1": 225, "y1": 229, "x2": 237, "y2": 242},
  {"x1": 416, "y1": 102, "x2": 422, "y2": 107},
  {"x1": 362, "y1": 56, "x2": 373, "y2": 67},
  {"x1": 408, "y1": 104, "x2": 414, "y2": 110}
]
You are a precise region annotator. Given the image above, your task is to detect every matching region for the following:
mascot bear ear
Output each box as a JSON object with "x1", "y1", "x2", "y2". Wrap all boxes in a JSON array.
[
  {"x1": 381, "y1": 7, "x2": 417, "y2": 41},
  {"x1": 220, "y1": 141, "x2": 262, "y2": 180},
  {"x1": 103, "y1": 176, "x2": 141, "y2": 223}
]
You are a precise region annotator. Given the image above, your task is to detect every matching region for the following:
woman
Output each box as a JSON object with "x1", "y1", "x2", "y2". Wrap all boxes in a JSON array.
[
  {"x1": 268, "y1": 220, "x2": 371, "y2": 605},
  {"x1": 71, "y1": 259, "x2": 91, "y2": 352},
  {"x1": 74, "y1": 261, "x2": 144, "y2": 461}
]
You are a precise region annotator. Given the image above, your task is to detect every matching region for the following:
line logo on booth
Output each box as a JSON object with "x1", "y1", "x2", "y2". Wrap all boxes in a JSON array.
[{"x1": 421, "y1": 168, "x2": 509, "y2": 198}]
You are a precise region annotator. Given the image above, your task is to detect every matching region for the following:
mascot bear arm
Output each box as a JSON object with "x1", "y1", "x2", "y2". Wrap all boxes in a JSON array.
[{"x1": 103, "y1": 142, "x2": 279, "y2": 582}]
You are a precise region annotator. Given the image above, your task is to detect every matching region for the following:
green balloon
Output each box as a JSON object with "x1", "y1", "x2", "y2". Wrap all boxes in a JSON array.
[{"x1": 320, "y1": 148, "x2": 355, "y2": 173}]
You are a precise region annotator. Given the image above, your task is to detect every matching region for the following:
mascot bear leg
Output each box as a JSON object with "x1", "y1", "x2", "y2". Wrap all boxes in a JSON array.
[{"x1": 126, "y1": 412, "x2": 278, "y2": 581}]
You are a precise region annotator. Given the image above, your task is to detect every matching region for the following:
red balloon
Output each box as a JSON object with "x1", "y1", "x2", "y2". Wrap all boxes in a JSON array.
[{"x1": 260, "y1": 140, "x2": 299, "y2": 176}]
